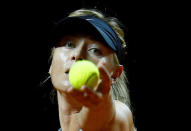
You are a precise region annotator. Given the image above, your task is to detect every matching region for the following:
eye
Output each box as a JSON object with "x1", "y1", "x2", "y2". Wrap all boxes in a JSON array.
[
  {"x1": 64, "y1": 40, "x2": 75, "y2": 48},
  {"x1": 88, "y1": 48, "x2": 103, "y2": 56}
]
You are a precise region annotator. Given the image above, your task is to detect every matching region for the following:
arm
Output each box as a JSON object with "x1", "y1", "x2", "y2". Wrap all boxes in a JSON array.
[
  {"x1": 66, "y1": 65, "x2": 115, "y2": 131},
  {"x1": 57, "y1": 63, "x2": 135, "y2": 131}
]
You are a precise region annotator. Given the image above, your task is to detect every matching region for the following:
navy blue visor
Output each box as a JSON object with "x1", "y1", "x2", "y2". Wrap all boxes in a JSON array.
[{"x1": 52, "y1": 16, "x2": 122, "y2": 61}]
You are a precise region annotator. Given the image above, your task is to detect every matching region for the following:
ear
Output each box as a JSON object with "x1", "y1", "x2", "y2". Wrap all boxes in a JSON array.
[{"x1": 111, "y1": 65, "x2": 123, "y2": 83}]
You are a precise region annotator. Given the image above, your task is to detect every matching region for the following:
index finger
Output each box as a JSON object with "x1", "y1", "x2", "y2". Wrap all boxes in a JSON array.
[{"x1": 97, "y1": 64, "x2": 112, "y2": 95}]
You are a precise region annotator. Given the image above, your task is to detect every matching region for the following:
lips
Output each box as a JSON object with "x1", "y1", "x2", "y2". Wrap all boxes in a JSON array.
[
  {"x1": 65, "y1": 69, "x2": 69, "y2": 74},
  {"x1": 62, "y1": 68, "x2": 72, "y2": 87},
  {"x1": 65, "y1": 68, "x2": 70, "y2": 80},
  {"x1": 64, "y1": 68, "x2": 70, "y2": 77}
]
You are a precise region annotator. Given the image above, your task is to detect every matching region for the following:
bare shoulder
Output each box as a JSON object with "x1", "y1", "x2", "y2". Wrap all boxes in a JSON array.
[
  {"x1": 101, "y1": 100, "x2": 136, "y2": 131},
  {"x1": 115, "y1": 100, "x2": 132, "y2": 116},
  {"x1": 114, "y1": 100, "x2": 136, "y2": 131}
]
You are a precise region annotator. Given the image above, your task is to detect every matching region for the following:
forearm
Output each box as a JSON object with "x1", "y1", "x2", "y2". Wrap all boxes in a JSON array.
[{"x1": 77, "y1": 95, "x2": 115, "y2": 131}]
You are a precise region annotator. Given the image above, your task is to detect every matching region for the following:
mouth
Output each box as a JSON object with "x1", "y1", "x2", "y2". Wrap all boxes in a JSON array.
[{"x1": 65, "y1": 69, "x2": 70, "y2": 75}]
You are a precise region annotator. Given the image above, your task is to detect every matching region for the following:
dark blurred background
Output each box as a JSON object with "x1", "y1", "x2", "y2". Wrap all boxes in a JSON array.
[{"x1": 2, "y1": 0, "x2": 160, "y2": 131}]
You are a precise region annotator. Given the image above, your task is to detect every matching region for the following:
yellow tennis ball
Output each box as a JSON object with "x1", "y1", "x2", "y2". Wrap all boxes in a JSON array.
[{"x1": 69, "y1": 60, "x2": 100, "y2": 90}]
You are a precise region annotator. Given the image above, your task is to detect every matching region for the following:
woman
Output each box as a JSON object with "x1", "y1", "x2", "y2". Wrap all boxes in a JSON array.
[{"x1": 49, "y1": 9, "x2": 136, "y2": 131}]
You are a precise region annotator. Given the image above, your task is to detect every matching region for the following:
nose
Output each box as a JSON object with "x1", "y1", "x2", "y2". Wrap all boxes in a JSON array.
[
  {"x1": 71, "y1": 55, "x2": 83, "y2": 61},
  {"x1": 71, "y1": 40, "x2": 85, "y2": 61},
  {"x1": 72, "y1": 48, "x2": 84, "y2": 60}
]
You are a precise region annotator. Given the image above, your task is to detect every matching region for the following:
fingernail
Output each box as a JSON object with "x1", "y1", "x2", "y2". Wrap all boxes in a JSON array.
[
  {"x1": 81, "y1": 85, "x2": 86, "y2": 90},
  {"x1": 67, "y1": 86, "x2": 73, "y2": 92}
]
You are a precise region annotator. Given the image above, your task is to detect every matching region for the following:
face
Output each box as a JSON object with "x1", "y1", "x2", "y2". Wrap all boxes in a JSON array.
[{"x1": 49, "y1": 33, "x2": 117, "y2": 91}]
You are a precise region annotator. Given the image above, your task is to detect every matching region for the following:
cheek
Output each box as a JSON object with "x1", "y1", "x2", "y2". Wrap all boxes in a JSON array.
[
  {"x1": 50, "y1": 49, "x2": 72, "y2": 89},
  {"x1": 51, "y1": 48, "x2": 70, "y2": 71},
  {"x1": 86, "y1": 56, "x2": 99, "y2": 65},
  {"x1": 96, "y1": 55, "x2": 115, "y2": 74},
  {"x1": 103, "y1": 58, "x2": 115, "y2": 73},
  {"x1": 50, "y1": 49, "x2": 70, "y2": 78}
]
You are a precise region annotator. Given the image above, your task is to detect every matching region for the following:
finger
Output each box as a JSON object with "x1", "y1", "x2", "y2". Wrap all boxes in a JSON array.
[
  {"x1": 67, "y1": 87, "x2": 84, "y2": 98},
  {"x1": 97, "y1": 66, "x2": 112, "y2": 95},
  {"x1": 81, "y1": 86, "x2": 102, "y2": 104},
  {"x1": 68, "y1": 88, "x2": 94, "y2": 106},
  {"x1": 67, "y1": 86, "x2": 101, "y2": 107}
]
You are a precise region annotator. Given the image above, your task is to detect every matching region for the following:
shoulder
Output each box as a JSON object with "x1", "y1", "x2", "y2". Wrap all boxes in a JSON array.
[
  {"x1": 114, "y1": 100, "x2": 135, "y2": 131},
  {"x1": 115, "y1": 100, "x2": 132, "y2": 120}
]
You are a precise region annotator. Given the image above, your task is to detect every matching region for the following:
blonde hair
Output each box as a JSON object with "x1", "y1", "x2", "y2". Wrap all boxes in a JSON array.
[{"x1": 68, "y1": 9, "x2": 131, "y2": 107}]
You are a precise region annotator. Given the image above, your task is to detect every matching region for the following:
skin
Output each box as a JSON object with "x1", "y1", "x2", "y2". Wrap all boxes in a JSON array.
[{"x1": 49, "y1": 33, "x2": 135, "y2": 131}]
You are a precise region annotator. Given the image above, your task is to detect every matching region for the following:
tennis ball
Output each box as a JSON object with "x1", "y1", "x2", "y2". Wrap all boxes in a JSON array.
[{"x1": 69, "y1": 60, "x2": 100, "y2": 90}]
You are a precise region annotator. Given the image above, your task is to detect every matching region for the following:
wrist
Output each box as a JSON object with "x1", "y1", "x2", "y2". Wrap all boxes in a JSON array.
[{"x1": 78, "y1": 94, "x2": 115, "y2": 130}]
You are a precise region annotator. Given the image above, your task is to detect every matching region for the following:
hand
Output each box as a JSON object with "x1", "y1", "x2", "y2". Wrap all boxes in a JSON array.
[{"x1": 66, "y1": 64, "x2": 112, "y2": 108}]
